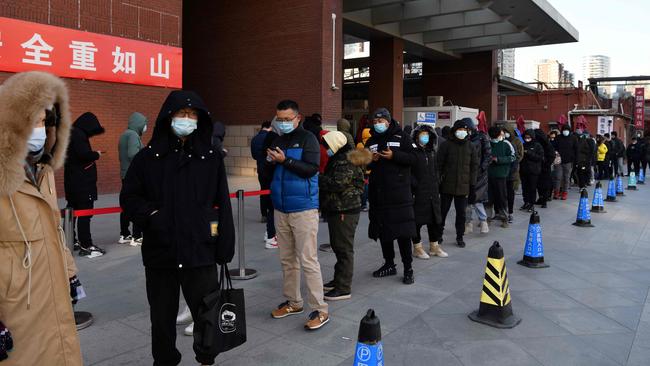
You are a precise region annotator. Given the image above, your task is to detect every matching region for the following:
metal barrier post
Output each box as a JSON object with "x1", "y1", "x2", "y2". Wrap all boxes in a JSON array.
[{"x1": 229, "y1": 189, "x2": 258, "y2": 280}]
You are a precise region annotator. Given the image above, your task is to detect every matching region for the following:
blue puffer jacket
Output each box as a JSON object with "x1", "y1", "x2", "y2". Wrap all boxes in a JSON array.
[{"x1": 267, "y1": 126, "x2": 320, "y2": 213}]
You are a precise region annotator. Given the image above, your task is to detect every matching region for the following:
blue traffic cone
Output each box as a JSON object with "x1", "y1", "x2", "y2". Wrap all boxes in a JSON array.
[
  {"x1": 605, "y1": 179, "x2": 617, "y2": 202},
  {"x1": 573, "y1": 189, "x2": 594, "y2": 227},
  {"x1": 616, "y1": 175, "x2": 625, "y2": 196},
  {"x1": 353, "y1": 310, "x2": 383, "y2": 366},
  {"x1": 628, "y1": 172, "x2": 638, "y2": 190},
  {"x1": 518, "y1": 211, "x2": 549, "y2": 268},
  {"x1": 469, "y1": 242, "x2": 521, "y2": 328},
  {"x1": 591, "y1": 181, "x2": 606, "y2": 213},
  {"x1": 639, "y1": 169, "x2": 645, "y2": 184}
]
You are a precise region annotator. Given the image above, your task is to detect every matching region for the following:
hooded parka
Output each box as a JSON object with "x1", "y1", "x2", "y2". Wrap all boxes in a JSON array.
[
  {"x1": 437, "y1": 121, "x2": 479, "y2": 196},
  {"x1": 0, "y1": 71, "x2": 82, "y2": 366},
  {"x1": 411, "y1": 124, "x2": 443, "y2": 226},
  {"x1": 64, "y1": 112, "x2": 105, "y2": 202},
  {"x1": 120, "y1": 90, "x2": 235, "y2": 269},
  {"x1": 118, "y1": 112, "x2": 147, "y2": 179},
  {"x1": 468, "y1": 125, "x2": 492, "y2": 203}
]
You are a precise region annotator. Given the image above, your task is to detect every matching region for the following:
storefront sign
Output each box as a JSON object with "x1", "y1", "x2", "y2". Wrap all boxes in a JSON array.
[
  {"x1": 0, "y1": 16, "x2": 182, "y2": 88},
  {"x1": 417, "y1": 112, "x2": 436, "y2": 124},
  {"x1": 634, "y1": 88, "x2": 645, "y2": 129}
]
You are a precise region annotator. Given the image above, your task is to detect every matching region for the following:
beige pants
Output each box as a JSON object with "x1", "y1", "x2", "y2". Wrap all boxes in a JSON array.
[{"x1": 274, "y1": 209, "x2": 328, "y2": 313}]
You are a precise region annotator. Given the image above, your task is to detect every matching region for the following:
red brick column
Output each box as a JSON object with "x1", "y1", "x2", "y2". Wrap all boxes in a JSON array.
[{"x1": 369, "y1": 37, "x2": 404, "y2": 121}]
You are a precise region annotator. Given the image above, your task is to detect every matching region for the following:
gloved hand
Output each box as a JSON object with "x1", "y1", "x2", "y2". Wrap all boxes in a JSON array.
[
  {"x1": 0, "y1": 321, "x2": 13, "y2": 361},
  {"x1": 69, "y1": 275, "x2": 87, "y2": 305}
]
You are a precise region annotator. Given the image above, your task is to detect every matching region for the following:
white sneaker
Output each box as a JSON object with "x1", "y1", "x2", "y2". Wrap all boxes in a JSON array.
[
  {"x1": 465, "y1": 222, "x2": 473, "y2": 234},
  {"x1": 265, "y1": 236, "x2": 278, "y2": 249},
  {"x1": 118, "y1": 235, "x2": 133, "y2": 244},
  {"x1": 263, "y1": 230, "x2": 268, "y2": 242},
  {"x1": 176, "y1": 305, "x2": 192, "y2": 325},
  {"x1": 479, "y1": 221, "x2": 490, "y2": 234},
  {"x1": 184, "y1": 322, "x2": 193, "y2": 336},
  {"x1": 129, "y1": 237, "x2": 143, "y2": 247}
]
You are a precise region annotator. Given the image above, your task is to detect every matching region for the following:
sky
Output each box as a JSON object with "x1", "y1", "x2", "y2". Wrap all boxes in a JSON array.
[{"x1": 514, "y1": 0, "x2": 650, "y2": 84}]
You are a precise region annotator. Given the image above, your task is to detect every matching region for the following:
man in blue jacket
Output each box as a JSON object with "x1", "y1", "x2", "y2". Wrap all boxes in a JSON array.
[{"x1": 265, "y1": 100, "x2": 329, "y2": 331}]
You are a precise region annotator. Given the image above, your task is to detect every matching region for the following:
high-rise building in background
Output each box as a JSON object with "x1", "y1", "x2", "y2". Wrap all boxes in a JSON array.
[
  {"x1": 535, "y1": 59, "x2": 574, "y2": 89},
  {"x1": 582, "y1": 55, "x2": 611, "y2": 79},
  {"x1": 497, "y1": 49, "x2": 515, "y2": 78}
]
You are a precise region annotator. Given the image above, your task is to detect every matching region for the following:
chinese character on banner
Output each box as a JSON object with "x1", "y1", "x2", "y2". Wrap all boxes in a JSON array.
[
  {"x1": 69, "y1": 41, "x2": 98, "y2": 71},
  {"x1": 635, "y1": 88, "x2": 645, "y2": 129},
  {"x1": 150, "y1": 53, "x2": 169, "y2": 79},
  {"x1": 112, "y1": 46, "x2": 136, "y2": 74},
  {"x1": 21, "y1": 33, "x2": 54, "y2": 66}
]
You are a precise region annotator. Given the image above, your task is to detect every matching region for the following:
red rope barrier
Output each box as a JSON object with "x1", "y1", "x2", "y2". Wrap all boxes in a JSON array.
[{"x1": 67, "y1": 189, "x2": 272, "y2": 217}]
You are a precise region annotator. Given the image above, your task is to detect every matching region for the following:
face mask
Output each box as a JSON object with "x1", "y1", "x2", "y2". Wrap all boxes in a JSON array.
[
  {"x1": 562, "y1": 130, "x2": 570, "y2": 136},
  {"x1": 277, "y1": 122, "x2": 296, "y2": 134},
  {"x1": 418, "y1": 134, "x2": 429, "y2": 145},
  {"x1": 499, "y1": 136, "x2": 504, "y2": 142},
  {"x1": 505, "y1": 132, "x2": 511, "y2": 139},
  {"x1": 171, "y1": 117, "x2": 198, "y2": 137},
  {"x1": 142, "y1": 125, "x2": 147, "y2": 133},
  {"x1": 27, "y1": 127, "x2": 47, "y2": 152},
  {"x1": 374, "y1": 123, "x2": 388, "y2": 134},
  {"x1": 326, "y1": 148, "x2": 334, "y2": 157},
  {"x1": 575, "y1": 129, "x2": 583, "y2": 135},
  {"x1": 525, "y1": 138, "x2": 532, "y2": 143},
  {"x1": 455, "y1": 130, "x2": 468, "y2": 140}
]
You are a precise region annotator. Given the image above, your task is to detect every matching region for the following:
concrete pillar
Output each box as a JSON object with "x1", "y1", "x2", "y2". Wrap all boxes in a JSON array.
[
  {"x1": 369, "y1": 37, "x2": 404, "y2": 121},
  {"x1": 422, "y1": 51, "x2": 498, "y2": 123}
]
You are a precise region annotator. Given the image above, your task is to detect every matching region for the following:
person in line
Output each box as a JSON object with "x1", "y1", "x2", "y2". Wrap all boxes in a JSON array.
[
  {"x1": 410, "y1": 124, "x2": 448, "y2": 259},
  {"x1": 356, "y1": 127, "x2": 372, "y2": 211},
  {"x1": 596, "y1": 135, "x2": 609, "y2": 180},
  {"x1": 319, "y1": 131, "x2": 370, "y2": 300},
  {"x1": 574, "y1": 130, "x2": 593, "y2": 188},
  {"x1": 64, "y1": 112, "x2": 106, "y2": 257},
  {"x1": 641, "y1": 133, "x2": 650, "y2": 176},
  {"x1": 610, "y1": 131, "x2": 626, "y2": 177},
  {"x1": 535, "y1": 129, "x2": 556, "y2": 207},
  {"x1": 265, "y1": 100, "x2": 330, "y2": 330},
  {"x1": 251, "y1": 120, "x2": 278, "y2": 248},
  {"x1": 519, "y1": 130, "x2": 545, "y2": 211},
  {"x1": 487, "y1": 126, "x2": 515, "y2": 228},
  {"x1": 465, "y1": 119, "x2": 492, "y2": 234},
  {"x1": 553, "y1": 125, "x2": 578, "y2": 200},
  {"x1": 118, "y1": 112, "x2": 148, "y2": 246},
  {"x1": 503, "y1": 126, "x2": 522, "y2": 221},
  {"x1": 366, "y1": 108, "x2": 417, "y2": 284},
  {"x1": 336, "y1": 118, "x2": 355, "y2": 147},
  {"x1": 627, "y1": 137, "x2": 643, "y2": 177},
  {"x1": 437, "y1": 119, "x2": 478, "y2": 248},
  {"x1": 120, "y1": 90, "x2": 236, "y2": 365},
  {"x1": 0, "y1": 71, "x2": 84, "y2": 366}
]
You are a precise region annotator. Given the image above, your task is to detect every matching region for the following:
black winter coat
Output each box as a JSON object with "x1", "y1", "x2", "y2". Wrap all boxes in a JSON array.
[
  {"x1": 437, "y1": 126, "x2": 478, "y2": 196},
  {"x1": 120, "y1": 91, "x2": 235, "y2": 269},
  {"x1": 534, "y1": 129, "x2": 555, "y2": 173},
  {"x1": 64, "y1": 112, "x2": 104, "y2": 202},
  {"x1": 520, "y1": 140, "x2": 544, "y2": 176},
  {"x1": 366, "y1": 119, "x2": 417, "y2": 241},
  {"x1": 411, "y1": 125, "x2": 442, "y2": 226},
  {"x1": 468, "y1": 131, "x2": 491, "y2": 203},
  {"x1": 576, "y1": 137, "x2": 593, "y2": 166},
  {"x1": 627, "y1": 143, "x2": 643, "y2": 161},
  {"x1": 555, "y1": 133, "x2": 578, "y2": 163}
]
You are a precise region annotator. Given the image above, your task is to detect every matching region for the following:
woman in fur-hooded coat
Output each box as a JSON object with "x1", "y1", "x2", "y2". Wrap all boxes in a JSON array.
[{"x1": 0, "y1": 71, "x2": 82, "y2": 366}]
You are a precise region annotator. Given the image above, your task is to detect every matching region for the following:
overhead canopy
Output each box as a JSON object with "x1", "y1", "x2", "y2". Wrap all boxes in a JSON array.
[{"x1": 343, "y1": 0, "x2": 579, "y2": 59}]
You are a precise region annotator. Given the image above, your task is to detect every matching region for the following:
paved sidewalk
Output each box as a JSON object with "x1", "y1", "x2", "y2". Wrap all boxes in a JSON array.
[{"x1": 70, "y1": 177, "x2": 650, "y2": 366}]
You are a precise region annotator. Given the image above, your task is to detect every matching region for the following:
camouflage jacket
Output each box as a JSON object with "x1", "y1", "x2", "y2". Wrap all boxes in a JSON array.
[{"x1": 319, "y1": 146, "x2": 371, "y2": 214}]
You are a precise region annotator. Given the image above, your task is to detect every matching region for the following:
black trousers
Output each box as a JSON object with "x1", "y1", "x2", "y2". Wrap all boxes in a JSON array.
[
  {"x1": 67, "y1": 199, "x2": 94, "y2": 246},
  {"x1": 327, "y1": 213, "x2": 359, "y2": 293},
  {"x1": 506, "y1": 180, "x2": 515, "y2": 214},
  {"x1": 537, "y1": 166, "x2": 552, "y2": 203},
  {"x1": 120, "y1": 180, "x2": 142, "y2": 238},
  {"x1": 440, "y1": 193, "x2": 468, "y2": 240},
  {"x1": 628, "y1": 159, "x2": 641, "y2": 177},
  {"x1": 488, "y1": 177, "x2": 508, "y2": 217},
  {"x1": 146, "y1": 265, "x2": 220, "y2": 366},
  {"x1": 576, "y1": 165, "x2": 590, "y2": 188},
  {"x1": 597, "y1": 161, "x2": 609, "y2": 180},
  {"x1": 611, "y1": 159, "x2": 619, "y2": 176},
  {"x1": 380, "y1": 237, "x2": 412, "y2": 270},
  {"x1": 521, "y1": 173, "x2": 539, "y2": 205},
  {"x1": 413, "y1": 223, "x2": 442, "y2": 244}
]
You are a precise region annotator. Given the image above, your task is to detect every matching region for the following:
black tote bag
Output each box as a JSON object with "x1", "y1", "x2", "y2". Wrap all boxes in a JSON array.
[{"x1": 195, "y1": 264, "x2": 247, "y2": 355}]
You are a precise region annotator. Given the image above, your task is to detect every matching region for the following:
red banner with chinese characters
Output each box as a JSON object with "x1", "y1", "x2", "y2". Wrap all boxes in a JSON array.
[
  {"x1": 635, "y1": 88, "x2": 645, "y2": 129},
  {"x1": 0, "y1": 16, "x2": 181, "y2": 88}
]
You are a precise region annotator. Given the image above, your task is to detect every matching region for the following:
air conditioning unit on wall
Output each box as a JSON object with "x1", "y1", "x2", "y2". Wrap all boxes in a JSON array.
[{"x1": 427, "y1": 96, "x2": 444, "y2": 107}]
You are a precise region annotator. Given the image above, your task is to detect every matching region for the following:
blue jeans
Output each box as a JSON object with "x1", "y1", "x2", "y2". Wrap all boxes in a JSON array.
[{"x1": 465, "y1": 202, "x2": 487, "y2": 223}]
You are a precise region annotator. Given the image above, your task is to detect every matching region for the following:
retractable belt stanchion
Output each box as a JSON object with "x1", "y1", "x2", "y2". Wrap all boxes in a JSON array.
[{"x1": 229, "y1": 189, "x2": 259, "y2": 280}]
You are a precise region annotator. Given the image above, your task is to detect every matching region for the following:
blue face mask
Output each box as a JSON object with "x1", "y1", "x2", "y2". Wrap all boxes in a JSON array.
[
  {"x1": 278, "y1": 122, "x2": 296, "y2": 134},
  {"x1": 171, "y1": 117, "x2": 197, "y2": 137},
  {"x1": 326, "y1": 148, "x2": 334, "y2": 157},
  {"x1": 27, "y1": 127, "x2": 47, "y2": 152},
  {"x1": 418, "y1": 134, "x2": 429, "y2": 146},
  {"x1": 374, "y1": 123, "x2": 388, "y2": 134}
]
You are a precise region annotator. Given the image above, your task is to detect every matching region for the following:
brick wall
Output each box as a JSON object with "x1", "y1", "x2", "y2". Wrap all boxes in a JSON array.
[{"x1": 222, "y1": 125, "x2": 259, "y2": 177}]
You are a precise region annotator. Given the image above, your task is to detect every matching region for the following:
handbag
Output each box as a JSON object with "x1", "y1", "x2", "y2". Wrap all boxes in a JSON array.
[{"x1": 194, "y1": 264, "x2": 247, "y2": 355}]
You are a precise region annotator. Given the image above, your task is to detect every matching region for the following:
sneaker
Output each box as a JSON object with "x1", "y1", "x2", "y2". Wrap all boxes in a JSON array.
[
  {"x1": 73, "y1": 241, "x2": 81, "y2": 251},
  {"x1": 412, "y1": 242, "x2": 430, "y2": 259},
  {"x1": 323, "y1": 280, "x2": 336, "y2": 291},
  {"x1": 271, "y1": 301, "x2": 304, "y2": 319},
  {"x1": 265, "y1": 236, "x2": 278, "y2": 249},
  {"x1": 561, "y1": 191, "x2": 568, "y2": 200},
  {"x1": 540, "y1": 202, "x2": 547, "y2": 208},
  {"x1": 429, "y1": 242, "x2": 448, "y2": 258},
  {"x1": 456, "y1": 239, "x2": 466, "y2": 248},
  {"x1": 464, "y1": 222, "x2": 473, "y2": 234},
  {"x1": 500, "y1": 220, "x2": 509, "y2": 228},
  {"x1": 130, "y1": 237, "x2": 143, "y2": 247},
  {"x1": 507, "y1": 215, "x2": 513, "y2": 223},
  {"x1": 324, "y1": 289, "x2": 351, "y2": 301},
  {"x1": 479, "y1": 221, "x2": 489, "y2": 234},
  {"x1": 372, "y1": 263, "x2": 397, "y2": 278},
  {"x1": 520, "y1": 203, "x2": 531, "y2": 211},
  {"x1": 305, "y1": 311, "x2": 329, "y2": 330},
  {"x1": 176, "y1": 305, "x2": 192, "y2": 325},
  {"x1": 553, "y1": 190, "x2": 561, "y2": 200},
  {"x1": 403, "y1": 269, "x2": 414, "y2": 285},
  {"x1": 183, "y1": 322, "x2": 193, "y2": 336},
  {"x1": 361, "y1": 205, "x2": 369, "y2": 212},
  {"x1": 118, "y1": 235, "x2": 133, "y2": 244},
  {"x1": 78, "y1": 245, "x2": 105, "y2": 257}
]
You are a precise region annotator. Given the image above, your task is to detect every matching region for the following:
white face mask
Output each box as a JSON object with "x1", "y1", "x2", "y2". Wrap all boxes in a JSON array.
[
  {"x1": 562, "y1": 130, "x2": 570, "y2": 137},
  {"x1": 27, "y1": 127, "x2": 47, "y2": 152},
  {"x1": 171, "y1": 117, "x2": 198, "y2": 137},
  {"x1": 455, "y1": 130, "x2": 468, "y2": 140},
  {"x1": 142, "y1": 125, "x2": 147, "y2": 133}
]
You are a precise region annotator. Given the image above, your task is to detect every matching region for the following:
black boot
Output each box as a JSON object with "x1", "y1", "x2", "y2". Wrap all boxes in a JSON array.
[
  {"x1": 403, "y1": 268, "x2": 414, "y2": 285},
  {"x1": 372, "y1": 263, "x2": 397, "y2": 278}
]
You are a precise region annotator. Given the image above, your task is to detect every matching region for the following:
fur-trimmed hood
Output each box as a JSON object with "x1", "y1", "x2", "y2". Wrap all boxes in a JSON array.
[
  {"x1": 347, "y1": 148, "x2": 372, "y2": 167},
  {"x1": 0, "y1": 71, "x2": 71, "y2": 195}
]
